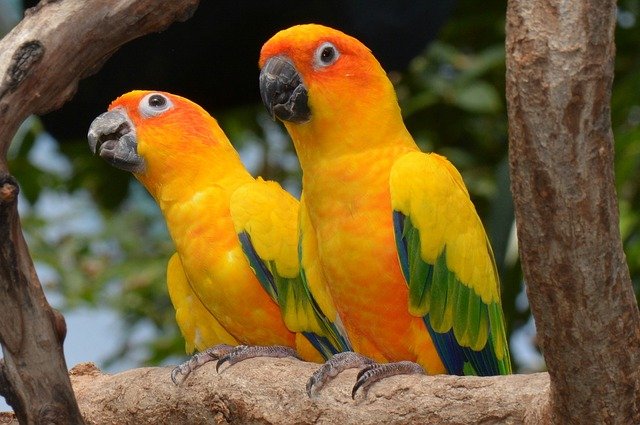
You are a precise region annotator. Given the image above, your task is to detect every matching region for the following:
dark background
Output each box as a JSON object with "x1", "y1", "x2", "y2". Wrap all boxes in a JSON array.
[{"x1": 25, "y1": 0, "x2": 456, "y2": 141}]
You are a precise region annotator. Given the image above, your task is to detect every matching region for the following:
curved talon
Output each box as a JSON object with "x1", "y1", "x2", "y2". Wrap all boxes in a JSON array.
[
  {"x1": 171, "y1": 364, "x2": 189, "y2": 385},
  {"x1": 216, "y1": 344, "x2": 246, "y2": 372},
  {"x1": 216, "y1": 353, "x2": 231, "y2": 372},
  {"x1": 351, "y1": 360, "x2": 425, "y2": 399},
  {"x1": 306, "y1": 351, "x2": 375, "y2": 397},
  {"x1": 352, "y1": 365, "x2": 376, "y2": 398},
  {"x1": 305, "y1": 375, "x2": 318, "y2": 398},
  {"x1": 170, "y1": 343, "x2": 236, "y2": 385},
  {"x1": 351, "y1": 380, "x2": 363, "y2": 399}
]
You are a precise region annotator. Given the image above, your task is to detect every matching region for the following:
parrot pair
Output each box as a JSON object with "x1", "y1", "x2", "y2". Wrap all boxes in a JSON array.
[{"x1": 88, "y1": 23, "x2": 511, "y2": 396}]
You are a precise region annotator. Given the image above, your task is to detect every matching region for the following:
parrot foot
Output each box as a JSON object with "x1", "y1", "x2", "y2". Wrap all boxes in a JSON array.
[
  {"x1": 352, "y1": 360, "x2": 425, "y2": 399},
  {"x1": 306, "y1": 351, "x2": 375, "y2": 397},
  {"x1": 171, "y1": 343, "x2": 235, "y2": 385},
  {"x1": 216, "y1": 344, "x2": 301, "y2": 372}
]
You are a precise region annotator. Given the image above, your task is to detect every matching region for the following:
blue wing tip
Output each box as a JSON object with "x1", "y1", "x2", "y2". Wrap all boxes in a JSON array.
[
  {"x1": 424, "y1": 317, "x2": 505, "y2": 376},
  {"x1": 302, "y1": 331, "x2": 341, "y2": 360}
]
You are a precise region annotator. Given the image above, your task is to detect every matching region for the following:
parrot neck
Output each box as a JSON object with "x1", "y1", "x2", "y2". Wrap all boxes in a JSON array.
[
  {"x1": 285, "y1": 101, "x2": 417, "y2": 172},
  {"x1": 283, "y1": 68, "x2": 417, "y2": 170},
  {"x1": 136, "y1": 147, "x2": 253, "y2": 211}
]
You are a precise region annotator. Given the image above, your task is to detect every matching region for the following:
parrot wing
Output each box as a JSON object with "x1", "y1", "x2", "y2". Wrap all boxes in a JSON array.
[
  {"x1": 166, "y1": 253, "x2": 238, "y2": 353},
  {"x1": 390, "y1": 151, "x2": 512, "y2": 376},
  {"x1": 298, "y1": 195, "x2": 352, "y2": 353},
  {"x1": 230, "y1": 179, "x2": 350, "y2": 359}
]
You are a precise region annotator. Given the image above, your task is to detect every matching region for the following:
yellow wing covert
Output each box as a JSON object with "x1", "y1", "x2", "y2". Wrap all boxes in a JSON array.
[{"x1": 229, "y1": 179, "x2": 351, "y2": 358}]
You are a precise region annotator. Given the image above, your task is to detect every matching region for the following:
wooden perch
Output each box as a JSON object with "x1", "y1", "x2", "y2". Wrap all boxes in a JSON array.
[
  {"x1": 0, "y1": 1, "x2": 199, "y2": 423},
  {"x1": 6, "y1": 359, "x2": 550, "y2": 424}
]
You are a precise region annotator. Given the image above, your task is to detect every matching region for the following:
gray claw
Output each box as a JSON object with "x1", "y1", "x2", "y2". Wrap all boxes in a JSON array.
[
  {"x1": 352, "y1": 360, "x2": 425, "y2": 399},
  {"x1": 170, "y1": 343, "x2": 235, "y2": 385},
  {"x1": 306, "y1": 351, "x2": 375, "y2": 397}
]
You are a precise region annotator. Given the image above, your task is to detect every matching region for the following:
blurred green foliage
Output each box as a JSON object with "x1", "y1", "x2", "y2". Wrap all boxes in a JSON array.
[
  {"x1": 613, "y1": 1, "x2": 640, "y2": 292},
  {"x1": 4, "y1": 0, "x2": 640, "y2": 372}
]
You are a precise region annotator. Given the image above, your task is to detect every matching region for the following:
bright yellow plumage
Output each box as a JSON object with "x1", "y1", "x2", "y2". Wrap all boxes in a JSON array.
[
  {"x1": 298, "y1": 195, "x2": 338, "y2": 321},
  {"x1": 166, "y1": 253, "x2": 237, "y2": 352},
  {"x1": 259, "y1": 24, "x2": 511, "y2": 375}
]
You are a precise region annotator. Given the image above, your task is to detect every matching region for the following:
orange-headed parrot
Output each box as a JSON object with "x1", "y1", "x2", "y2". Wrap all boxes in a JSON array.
[
  {"x1": 87, "y1": 90, "x2": 350, "y2": 382},
  {"x1": 259, "y1": 24, "x2": 511, "y2": 396}
]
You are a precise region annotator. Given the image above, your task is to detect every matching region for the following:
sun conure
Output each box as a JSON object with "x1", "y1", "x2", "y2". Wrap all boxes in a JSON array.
[
  {"x1": 87, "y1": 90, "x2": 350, "y2": 381},
  {"x1": 259, "y1": 24, "x2": 511, "y2": 395}
]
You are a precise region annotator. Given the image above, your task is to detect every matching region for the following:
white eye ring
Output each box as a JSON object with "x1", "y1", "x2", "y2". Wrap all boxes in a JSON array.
[
  {"x1": 139, "y1": 93, "x2": 174, "y2": 118},
  {"x1": 314, "y1": 42, "x2": 340, "y2": 68}
]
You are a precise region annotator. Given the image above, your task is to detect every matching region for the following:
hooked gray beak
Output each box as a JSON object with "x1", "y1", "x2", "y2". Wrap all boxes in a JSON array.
[
  {"x1": 87, "y1": 109, "x2": 145, "y2": 174},
  {"x1": 259, "y1": 56, "x2": 310, "y2": 123}
]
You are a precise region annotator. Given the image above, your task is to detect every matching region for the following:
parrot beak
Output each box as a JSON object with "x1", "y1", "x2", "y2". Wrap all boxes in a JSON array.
[
  {"x1": 88, "y1": 108, "x2": 145, "y2": 173},
  {"x1": 259, "y1": 56, "x2": 310, "y2": 123}
]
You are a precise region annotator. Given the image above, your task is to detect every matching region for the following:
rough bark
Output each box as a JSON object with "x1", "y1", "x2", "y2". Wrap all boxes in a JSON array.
[
  {"x1": 2, "y1": 360, "x2": 551, "y2": 425},
  {"x1": 0, "y1": 1, "x2": 199, "y2": 424},
  {"x1": 505, "y1": 1, "x2": 640, "y2": 424}
]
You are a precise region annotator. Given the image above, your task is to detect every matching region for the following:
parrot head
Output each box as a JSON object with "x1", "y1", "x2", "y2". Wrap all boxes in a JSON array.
[
  {"x1": 88, "y1": 90, "x2": 239, "y2": 195},
  {"x1": 259, "y1": 24, "x2": 404, "y2": 159}
]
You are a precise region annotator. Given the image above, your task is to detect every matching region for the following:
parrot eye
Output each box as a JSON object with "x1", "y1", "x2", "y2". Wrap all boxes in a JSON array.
[
  {"x1": 148, "y1": 94, "x2": 166, "y2": 108},
  {"x1": 139, "y1": 93, "x2": 174, "y2": 118},
  {"x1": 314, "y1": 42, "x2": 340, "y2": 68}
]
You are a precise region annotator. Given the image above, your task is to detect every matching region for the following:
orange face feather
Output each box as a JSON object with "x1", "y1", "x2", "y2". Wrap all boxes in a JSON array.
[
  {"x1": 259, "y1": 24, "x2": 380, "y2": 89},
  {"x1": 103, "y1": 90, "x2": 244, "y2": 202},
  {"x1": 259, "y1": 24, "x2": 409, "y2": 164}
]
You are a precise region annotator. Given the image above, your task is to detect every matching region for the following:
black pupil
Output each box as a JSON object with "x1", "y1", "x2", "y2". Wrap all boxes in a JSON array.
[
  {"x1": 321, "y1": 46, "x2": 335, "y2": 63},
  {"x1": 149, "y1": 94, "x2": 166, "y2": 108}
]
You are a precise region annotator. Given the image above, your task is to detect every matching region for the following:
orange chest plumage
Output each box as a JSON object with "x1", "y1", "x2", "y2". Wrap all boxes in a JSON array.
[{"x1": 302, "y1": 148, "x2": 427, "y2": 360}]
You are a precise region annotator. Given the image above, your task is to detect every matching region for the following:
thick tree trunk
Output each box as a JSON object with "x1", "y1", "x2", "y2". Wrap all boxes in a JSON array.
[
  {"x1": 505, "y1": 1, "x2": 640, "y2": 424},
  {"x1": 0, "y1": 1, "x2": 199, "y2": 423}
]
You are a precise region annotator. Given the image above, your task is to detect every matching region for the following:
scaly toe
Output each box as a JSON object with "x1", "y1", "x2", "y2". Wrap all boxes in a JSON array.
[
  {"x1": 306, "y1": 351, "x2": 375, "y2": 397},
  {"x1": 216, "y1": 345, "x2": 300, "y2": 372},
  {"x1": 352, "y1": 360, "x2": 425, "y2": 399},
  {"x1": 170, "y1": 343, "x2": 235, "y2": 385}
]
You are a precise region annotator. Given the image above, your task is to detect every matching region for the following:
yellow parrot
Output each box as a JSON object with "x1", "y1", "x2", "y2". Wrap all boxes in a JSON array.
[
  {"x1": 259, "y1": 24, "x2": 512, "y2": 395},
  {"x1": 87, "y1": 90, "x2": 350, "y2": 382}
]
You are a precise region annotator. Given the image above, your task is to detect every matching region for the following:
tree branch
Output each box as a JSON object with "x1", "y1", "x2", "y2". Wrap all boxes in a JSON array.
[
  {"x1": 0, "y1": 1, "x2": 199, "y2": 423},
  {"x1": 3, "y1": 360, "x2": 551, "y2": 424},
  {"x1": 505, "y1": 1, "x2": 640, "y2": 423}
]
